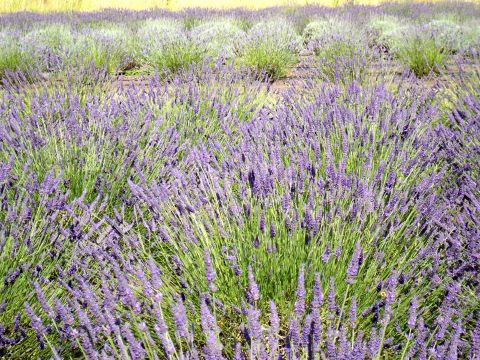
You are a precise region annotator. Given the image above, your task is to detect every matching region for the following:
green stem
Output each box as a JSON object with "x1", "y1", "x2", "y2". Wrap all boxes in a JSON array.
[
  {"x1": 336, "y1": 284, "x2": 350, "y2": 332},
  {"x1": 400, "y1": 330, "x2": 412, "y2": 360},
  {"x1": 375, "y1": 314, "x2": 390, "y2": 360}
]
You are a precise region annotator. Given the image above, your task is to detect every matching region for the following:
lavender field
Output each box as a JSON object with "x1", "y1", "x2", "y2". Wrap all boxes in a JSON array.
[{"x1": 0, "y1": 2, "x2": 479, "y2": 359}]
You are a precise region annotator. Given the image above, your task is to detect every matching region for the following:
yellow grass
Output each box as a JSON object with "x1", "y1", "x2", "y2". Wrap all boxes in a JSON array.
[{"x1": 0, "y1": 0, "x2": 472, "y2": 12}]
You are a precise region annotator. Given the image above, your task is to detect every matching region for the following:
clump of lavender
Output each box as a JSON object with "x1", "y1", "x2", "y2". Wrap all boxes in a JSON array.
[
  {"x1": 238, "y1": 17, "x2": 301, "y2": 80},
  {"x1": 0, "y1": 4, "x2": 479, "y2": 359}
]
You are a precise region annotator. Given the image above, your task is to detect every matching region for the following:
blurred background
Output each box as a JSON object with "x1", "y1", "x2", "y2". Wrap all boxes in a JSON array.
[{"x1": 2, "y1": 0, "x2": 476, "y2": 12}]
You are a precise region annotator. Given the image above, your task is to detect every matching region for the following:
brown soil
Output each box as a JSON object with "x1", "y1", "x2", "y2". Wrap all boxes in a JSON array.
[{"x1": 18, "y1": 57, "x2": 480, "y2": 98}]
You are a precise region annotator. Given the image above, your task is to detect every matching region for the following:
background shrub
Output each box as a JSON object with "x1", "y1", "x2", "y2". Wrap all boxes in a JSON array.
[
  {"x1": 238, "y1": 18, "x2": 300, "y2": 80},
  {"x1": 191, "y1": 19, "x2": 245, "y2": 60},
  {"x1": 0, "y1": 33, "x2": 35, "y2": 78},
  {"x1": 137, "y1": 19, "x2": 206, "y2": 74},
  {"x1": 394, "y1": 30, "x2": 446, "y2": 77},
  {"x1": 22, "y1": 24, "x2": 73, "y2": 72},
  {"x1": 72, "y1": 27, "x2": 132, "y2": 75}
]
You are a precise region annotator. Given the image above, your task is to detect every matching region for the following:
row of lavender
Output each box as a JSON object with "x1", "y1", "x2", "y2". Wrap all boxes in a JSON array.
[
  {"x1": 1, "y1": 3, "x2": 480, "y2": 80},
  {"x1": 0, "y1": 52, "x2": 479, "y2": 359}
]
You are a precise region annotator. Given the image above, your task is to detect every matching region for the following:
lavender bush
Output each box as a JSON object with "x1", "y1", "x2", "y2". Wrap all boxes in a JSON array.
[
  {"x1": 22, "y1": 24, "x2": 74, "y2": 72},
  {"x1": 0, "y1": 31, "x2": 35, "y2": 79},
  {"x1": 0, "y1": 3, "x2": 479, "y2": 359},
  {"x1": 237, "y1": 18, "x2": 301, "y2": 80},
  {"x1": 72, "y1": 26, "x2": 134, "y2": 75},
  {"x1": 190, "y1": 19, "x2": 245, "y2": 61},
  {"x1": 367, "y1": 15, "x2": 408, "y2": 53},
  {"x1": 137, "y1": 19, "x2": 206, "y2": 75}
]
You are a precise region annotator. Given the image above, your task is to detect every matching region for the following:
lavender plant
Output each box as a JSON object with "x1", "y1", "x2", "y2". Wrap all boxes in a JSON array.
[
  {"x1": 71, "y1": 26, "x2": 132, "y2": 75},
  {"x1": 191, "y1": 19, "x2": 245, "y2": 61},
  {"x1": 238, "y1": 19, "x2": 301, "y2": 80},
  {"x1": 0, "y1": 32, "x2": 35, "y2": 79},
  {"x1": 303, "y1": 17, "x2": 353, "y2": 43},
  {"x1": 22, "y1": 24, "x2": 73, "y2": 72},
  {"x1": 0, "y1": 3, "x2": 479, "y2": 360},
  {"x1": 137, "y1": 19, "x2": 204, "y2": 75},
  {"x1": 394, "y1": 31, "x2": 446, "y2": 77},
  {"x1": 367, "y1": 15, "x2": 408, "y2": 53}
]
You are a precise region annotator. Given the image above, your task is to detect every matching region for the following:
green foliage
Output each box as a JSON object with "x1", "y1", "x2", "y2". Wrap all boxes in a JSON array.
[
  {"x1": 235, "y1": 16, "x2": 253, "y2": 32},
  {"x1": 83, "y1": 44, "x2": 123, "y2": 74},
  {"x1": 246, "y1": 18, "x2": 302, "y2": 53},
  {"x1": 458, "y1": 20, "x2": 480, "y2": 53},
  {"x1": 147, "y1": 41, "x2": 205, "y2": 74},
  {"x1": 292, "y1": 15, "x2": 312, "y2": 35},
  {"x1": 183, "y1": 15, "x2": 201, "y2": 30},
  {"x1": 191, "y1": 20, "x2": 245, "y2": 60},
  {"x1": 314, "y1": 39, "x2": 368, "y2": 84},
  {"x1": 396, "y1": 36, "x2": 446, "y2": 77},
  {"x1": 137, "y1": 19, "x2": 206, "y2": 74},
  {"x1": 367, "y1": 15, "x2": 408, "y2": 52},
  {"x1": 239, "y1": 42, "x2": 297, "y2": 80},
  {"x1": 303, "y1": 18, "x2": 351, "y2": 42},
  {"x1": 425, "y1": 18, "x2": 463, "y2": 54},
  {"x1": 23, "y1": 24, "x2": 73, "y2": 53},
  {"x1": 72, "y1": 28, "x2": 132, "y2": 75},
  {"x1": 0, "y1": 38, "x2": 34, "y2": 78},
  {"x1": 237, "y1": 18, "x2": 301, "y2": 80}
]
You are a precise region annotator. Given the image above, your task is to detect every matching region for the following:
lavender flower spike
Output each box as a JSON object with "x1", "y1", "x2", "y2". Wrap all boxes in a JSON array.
[
  {"x1": 294, "y1": 264, "x2": 306, "y2": 318},
  {"x1": 204, "y1": 249, "x2": 217, "y2": 292},
  {"x1": 246, "y1": 265, "x2": 260, "y2": 304},
  {"x1": 346, "y1": 241, "x2": 362, "y2": 284}
]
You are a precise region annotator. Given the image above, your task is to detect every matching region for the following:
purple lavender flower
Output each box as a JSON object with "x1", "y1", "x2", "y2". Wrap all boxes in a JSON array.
[
  {"x1": 367, "y1": 327, "x2": 380, "y2": 358},
  {"x1": 171, "y1": 295, "x2": 189, "y2": 339},
  {"x1": 53, "y1": 297, "x2": 74, "y2": 329},
  {"x1": 247, "y1": 306, "x2": 262, "y2": 343},
  {"x1": 33, "y1": 282, "x2": 52, "y2": 316},
  {"x1": 122, "y1": 323, "x2": 146, "y2": 359},
  {"x1": 350, "y1": 296, "x2": 357, "y2": 328},
  {"x1": 234, "y1": 342, "x2": 244, "y2": 360},
  {"x1": 80, "y1": 332, "x2": 99, "y2": 360},
  {"x1": 412, "y1": 316, "x2": 426, "y2": 360},
  {"x1": 246, "y1": 265, "x2": 259, "y2": 304},
  {"x1": 24, "y1": 302, "x2": 46, "y2": 341},
  {"x1": 204, "y1": 249, "x2": 217, "y2": 292},
  {"x1": 269, "y1": 222, "x2": 276, "y2": 239},
  {"x1": 148, "y1": 258, "x2": 162, "y2": 290},
  {"x1": 326, "y1": 324, "x2": 336, "y2": 359},
  {"x1": 446, "y1": 321, "x2": 462, "y2": 360},
  {"x1": 338, "y1": 326, "x2": 349, "y2": 358},
  {"x1": 469, "y1": 317, "x2": 480, "y2": 359},
  {"x1": 113, "y1": 263, "x2": 141, "y2": 314},
  {"x1": 302, "y1": 314, "x2": 313, "y2": 348},
  {"x1": 346, "y1": 241, "x2": 362, "y2": 284},
  {"x1": 327, "y1": 277, "x2": 336, "y2": 319},
  {"x1": 252, "y1": 234, "x2": 260, "y2": 248},
  {"x1": 259, "y1": 212, "x2": 265, "y2": 233},
  {"x1": 76, "y1": 276, "x2": 105, "y2": 326},
  {"x1": 269, "y1": 301, "x2": 279, "y2": 357},
  {"x1": 288, "y1": 316, "x2": 301, "y2": 348},
  {"x1": 154, "y1": 316, "x2": 175, "y2": 357},
  {"x1": 200, "y1": 298, "x2": 223, "y2": 359},
  {"x1": 408, "y1": 296, "x2": 418, "y2": 330},
  {"x1": 321, "y1": 242, "x2": 331, "y2": 263},
  {"x1": 311, "y1": 273, "x2": 323, "y2": 310},
  {"x1": 294, "y1": 264, "x2": 306, "y2": 318}
]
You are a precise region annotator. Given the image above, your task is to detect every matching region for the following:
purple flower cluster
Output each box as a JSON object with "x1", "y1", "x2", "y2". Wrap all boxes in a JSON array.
[{"x1": 0, "y1": 3, "x2": 479, "y2": 360}]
